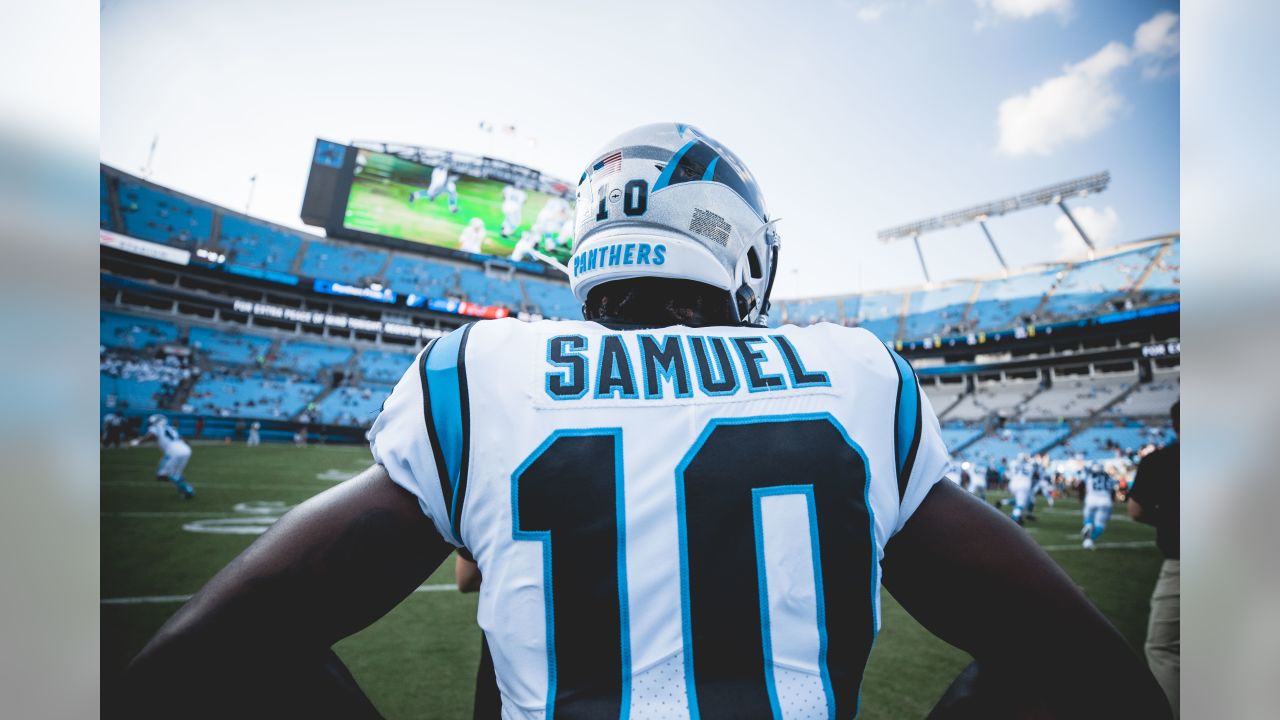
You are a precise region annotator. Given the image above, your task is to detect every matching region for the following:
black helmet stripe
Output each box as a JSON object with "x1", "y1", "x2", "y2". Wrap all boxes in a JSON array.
[{"x1": 653, "y1": 140, "x2": 767, "y2": 220}]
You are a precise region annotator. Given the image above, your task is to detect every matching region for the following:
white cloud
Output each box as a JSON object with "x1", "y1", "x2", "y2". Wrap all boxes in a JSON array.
[
  {"x1": 997, "y1": 41, "x2": 1130, "y2": 156},
  {"x1": 996, "y1": 11, "x2": 1179, "y2": 156},
  {"x1": 1054, "y1": 205, "x2": 1120, "y2": 255},
  {"x1": 1133, "y1": 10, "x2": 1180, "y2": 77},
  {"x1": 975, "y1": 0, "x2": 1071, "y2": 28},
  {"x1": 856, "y1": 4, "x2": 887, "y2": 23}
]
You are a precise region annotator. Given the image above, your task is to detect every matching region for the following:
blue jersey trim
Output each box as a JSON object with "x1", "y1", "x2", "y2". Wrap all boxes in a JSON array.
[
  {"x1": 424, "y1": 324, "x2": 473, "y2": 543},
  {"x1": 885, "y1": 346, "x2": 922, "y2": 500}
]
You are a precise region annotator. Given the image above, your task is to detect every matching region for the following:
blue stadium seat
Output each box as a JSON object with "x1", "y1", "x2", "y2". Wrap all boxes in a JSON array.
[
  {"x1": 854, "y1": 291, "x2": 902, "y2": 341},
  {"x1": 940, "y1": 422, "x2": 984, "y2": 454},
  {"x1": 272, "y1": 341, "x2": 353, "y2": 374},
  {"x1": 459, "y1": 268, "x2": 523, "y2": 308},
  {"x1": 100, "y1": 374, "x2": 168, "y2": 411},
  {"x1": 902, "y1": 282, "x2": 974, "y2": 339},
  {"x1": 1133, "y1": 240, "x2": 1179, "y2": 305},
  {"x1": 523, "y1": 278, "x2": 579, "y2": 319},
  {"x1": 784, "y1": 297, "x2": 843, "y2": 325},
  {"x1": 217, "y1": 215, "x2": 305, "y2": 272},
  {"x1": 298, "y1": 241, "x2": 388, "y2": 284},
  {"x1": 1041, "y1": 246, "x2": 1160, "y2": 321},
  {"x1": 967, "y1": 267, "x2": 1062, "y2": 333},
  {"x1": 382, "y1": 256, "x2": 458, "y2": 298},
  {"x1": 359, "y1": 350, "x2": 417, "y2": 384},
  {"x1": 188, "y1": 326, "x2": 273, "y2": 365},
  {"x1": 100, "y1": 311, "x2": 179, "y2": 350},
  {"x1": 314, "y1": 385, "x2": 393, "y2": 427},
  {"x1": 186, "y1": 371, "x2": 325, "y2": 420},
  {"x1": 1048, "y1": 421, "x2": 1175, "y2": 460},
  {"x1": 960, "y1": 422, "x2": 1070, "y2": 465},
  {"x1": 116, "y1": 180, "x2": 213, "y2": 248}
]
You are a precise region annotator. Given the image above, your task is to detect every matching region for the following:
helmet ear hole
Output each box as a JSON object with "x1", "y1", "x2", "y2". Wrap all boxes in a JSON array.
[{"x1": 746, "y1": 247, "x2": 763, "y2": 279}]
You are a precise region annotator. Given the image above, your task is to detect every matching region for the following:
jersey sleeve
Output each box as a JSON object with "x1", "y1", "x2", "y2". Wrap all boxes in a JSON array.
[
  {"x1": 884, "y1": 348, "x2": 949, "y2": 536},
  {"x1": 367, "y1": 330, "x2": 470, "y2": 548}
]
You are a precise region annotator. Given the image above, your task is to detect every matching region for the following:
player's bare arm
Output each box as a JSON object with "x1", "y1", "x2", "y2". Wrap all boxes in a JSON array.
[
  {"x1": 120, "y1": 465, "x2": 453, "y2": 717},
  {"x1": 883, "y1": 480, "x2": 1172, "y2": 719}
]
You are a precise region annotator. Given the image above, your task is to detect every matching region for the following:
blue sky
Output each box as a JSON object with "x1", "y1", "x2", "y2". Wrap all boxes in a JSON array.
[{"x1": 100, "y1": 0, "x2": 1179, "y2": 298}]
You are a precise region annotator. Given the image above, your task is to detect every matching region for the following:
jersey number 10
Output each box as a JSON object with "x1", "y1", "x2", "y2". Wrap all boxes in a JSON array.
[{"x1": 512, "y1": 414, "x2": 876, "y2": 719}]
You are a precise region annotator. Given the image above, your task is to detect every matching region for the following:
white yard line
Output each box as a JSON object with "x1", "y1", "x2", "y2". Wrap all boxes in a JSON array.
[
  {"x1": 102, "y1": 583, "x2": 459, "y2": 605},
  {"x1": 1040, "y1": 540, "x2": 1155, "y2": 552}
]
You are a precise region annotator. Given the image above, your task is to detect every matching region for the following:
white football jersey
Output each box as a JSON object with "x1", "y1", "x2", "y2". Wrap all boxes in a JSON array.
[
  {"x1": 1083, "y1": 470, "x2": 1118, "y2": 507},
  {"x1": 1007, "y1": 461, "x2": 1034, "y2": 490},
  {"x1": 503, "y1": 186, "x2": 528, "y2": 214},
  {"x1": 428, "y1": 166, "x2": 450, "y2": 194},
  {"x1": 150, "y1": 420, "x2": 186, "y2": 454},
  {"x1": 368, "y1": 318, "x2": 948, "y2": 719}
]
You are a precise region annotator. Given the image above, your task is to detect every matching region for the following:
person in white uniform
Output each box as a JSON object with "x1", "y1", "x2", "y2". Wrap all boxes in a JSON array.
[
  {"x1": 409, "y1": 164, "x2": 459, "y2": 213},
  {"x1": 122, "y1": 123, "x2": 1171, "y2": 720},
  {"x1": 131, "y1": 413, "x2": 195, "y2": 499},
  {"x1": 1081, "y1": 463, "x2": 1119, "y2": 550}
]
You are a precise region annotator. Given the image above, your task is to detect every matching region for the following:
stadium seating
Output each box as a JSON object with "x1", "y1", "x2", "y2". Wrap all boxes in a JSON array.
[
  {"x1": 272, "y1": 340, "x2": 353, "y2": 374},
  {"x1": 523, "y1": 278, "x2": 579, "y2": 319},
  {"x1": 116, "y1": 180, "x2": 213, "y2": 248},
  {"x1": 1049, "y1": 421, "x2": 1175, "y2": 460},
  {"x1": 101, "y1": 311, "x2": 179, "y2": 350},
  {"x1": 359, "y1": 349, "x2": 417, "y2": 384},
  {"x1": 854, "y1": 291, "x2": 903, "y2": 341},
  {"x1": 1022, "y1": 374, "x2": 1135, "y2": 420},
  {"x1": 946, "y1": 378, "x2": 1042, "y2": 421},
  {"x1": 922, "y1": 380, "x2": 966, "y2": 417},
  {"x1": 1133, "y1": 239, "x2": 1179, "y2": 305},
  {"x1": 967, "y1": 266, "x2": 1061, "y2": 333},
  {"x1": 100, "y1": 172, "x2": 113, "y2": 229},
  {"x1": 216, "y1": 215, "x2": 305, "y2": 272},
  {"x1": 1107, "y1": 376, "x2": 1179, "y2": 417},
  {"x1": 903, "y1": 282, "x2": 974, "y2": 339},
  {"x1": 1040, "y1": 246, "x2": 1160, "y2": 321},
  {"x1": 382, "y1": 256, "x2": 458, "y2": 298},
  {"x1": 960, "y1": 422, "x2": 1071, "y2": 464},
  {"x1": 100, "y1": 374, "x2": 168, "y2": 411},
  {"x1": 186, "y1": 371, "x2": 325, "y2": 420},
  {"x1": 188, "y1": 326, "x2": 273, "y2": 365},
  {"x1": 784, "y1": 297, "x2": 843, "y2": 325},
  {"x1": 940, "y1": 422, "x2": 984, "y2": 454},
  {"x1": 313, "y1": 385, "x2": 393, "y2": 426},
  {"x1": 298, "y1": 241, "x2": 388, "y2": 284},
  {"x1": 460, "y1": 268, "x2": 524, "y2": 308}
]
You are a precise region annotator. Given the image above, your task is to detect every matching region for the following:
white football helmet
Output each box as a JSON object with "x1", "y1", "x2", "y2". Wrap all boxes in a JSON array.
[
  {"x1": 569, "y1": 123, "x2": 780, "y2": 325},
  {"x1": 147, "y1": 414, "x2": 167, "y2": 426}
]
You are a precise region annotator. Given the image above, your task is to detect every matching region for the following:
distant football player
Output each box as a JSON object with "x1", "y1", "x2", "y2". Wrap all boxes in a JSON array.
[
  {"x1": 102, "y1": 411, "x2": 125, "y2": 448},
  {"x1": 130, "y1": 414, "x2": 195, "y2": 499},
  {"x1": 1005, "y1": 454, "x2": 1034, "y2": 525},
  {"x1": 1081, "y1": 463, "x2": 1119, "y2": 550},
  {"x1": 499, "y1": 184, "x2": 528, "y2": 238},
  {"x1": 247, "y1": 420, "x2": 261, "y2": 447},
  {"x1": 409, "y1": 164, "x2": 459, "y2": 213},
  {"x1": 967, "y1": 461, "x2": 988, "y2": 499},
  {"x1": 508, "y1": 230, "x2": 538, "y2": 263},
  {"x1": 1032, "y1": 464, "x2": 1056, "y2": 508},
  {"x1": 459, "y1": 218, "x2": 487, "y2": 255},
  {"x1": 123, "y1": 124, "x2": 1169, "y2": 719}
]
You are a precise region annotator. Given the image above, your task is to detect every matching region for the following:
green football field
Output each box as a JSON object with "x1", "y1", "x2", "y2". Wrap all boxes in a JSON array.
[
  {"x1": 102, "y1": 444, "x2": 1162, "y2": 718},
  {"x1": 342, "y1": 153, "x2": 572, "y2": 263}
]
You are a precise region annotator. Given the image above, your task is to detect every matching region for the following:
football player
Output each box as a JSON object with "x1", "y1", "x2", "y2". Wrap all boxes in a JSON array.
[
  {"x1": 459, "y1": 218, "x2": 488, "y2": 255},
  {"x1": 967, "y1": 461, "x2": 988, "y2": 499},
  {"x1": 130, "y1": 414, "x2": 195, "y2": 499},
  {"x1": 410, "y1": 164, "x2": 459, "y2": 213},
  {"x1": 121, "y1": 124, "x2": 1169, "y2": 719},
  {"x1": 1005, "y1": 454, "x2": 1035, "y2": 525},
  {"x1": 1081, "y1": 463, "x2": 1119, "y2": 550},
  {"x1": 500, "y1": 184, "x2": 528, "y2": 238}
]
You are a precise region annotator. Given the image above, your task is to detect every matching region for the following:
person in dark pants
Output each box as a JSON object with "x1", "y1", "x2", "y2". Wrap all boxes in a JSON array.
[
  {"x1": 455, "y1": 550, "x2": 500, "y2": 720},
  {"x1": 1128, "y1": 399, "x2": 1180, "y2": 717}
]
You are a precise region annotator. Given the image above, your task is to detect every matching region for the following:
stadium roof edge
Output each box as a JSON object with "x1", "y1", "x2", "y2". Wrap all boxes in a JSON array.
[{"x1": 771, "y1": 232, "x2": 1179, "y2": 302}]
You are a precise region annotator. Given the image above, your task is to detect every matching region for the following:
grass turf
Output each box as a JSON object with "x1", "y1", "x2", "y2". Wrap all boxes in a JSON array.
[{"x1": 102, "y1": 444, "x2": 1161, "y2": 718}]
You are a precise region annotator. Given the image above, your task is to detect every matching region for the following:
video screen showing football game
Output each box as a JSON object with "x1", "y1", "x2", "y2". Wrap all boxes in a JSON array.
[{"x1": 342, "y1": 149, "x2": 575, "y2": 264}]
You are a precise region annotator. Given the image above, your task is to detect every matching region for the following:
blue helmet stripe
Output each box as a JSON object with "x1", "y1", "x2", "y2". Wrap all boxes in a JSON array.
[
  {"x1": 702, "y1": 156, "x2": 720, "y2": 181},
  {"x1": 652, "y1": 140, "x2": 697, "y2": 192}
]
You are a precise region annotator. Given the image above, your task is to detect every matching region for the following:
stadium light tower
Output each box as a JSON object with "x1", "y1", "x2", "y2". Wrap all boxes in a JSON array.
[{"x1": 877, "y1": 172, "x2": 1110, "y2": 281}]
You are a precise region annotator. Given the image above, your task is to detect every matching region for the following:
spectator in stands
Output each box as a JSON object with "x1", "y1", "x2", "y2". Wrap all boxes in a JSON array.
[{"x1": 1128, "y1": 400, "x2": 1179, "y2": 716}]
